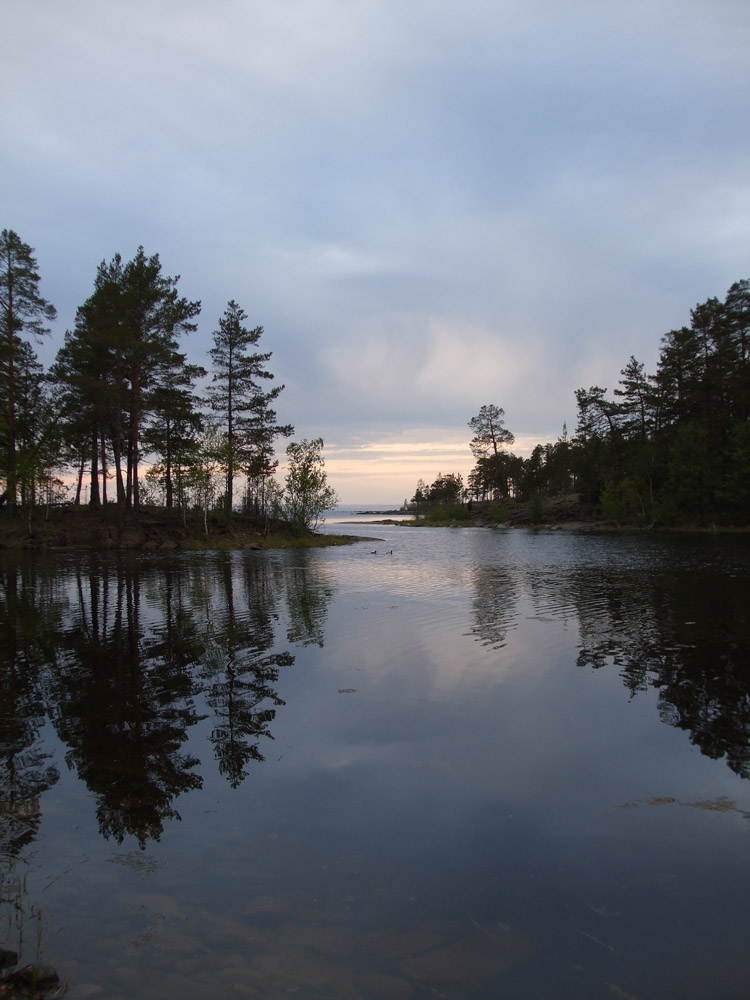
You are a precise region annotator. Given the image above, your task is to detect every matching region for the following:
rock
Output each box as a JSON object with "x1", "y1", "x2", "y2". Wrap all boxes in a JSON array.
[
  {"x1": 96, "y1": 528, "x2": 117, "y2": 548},
  {"x1": 0, "y1": 948, "x2": 18, "y2": 968},
  {"x1": 118, "y1": 528, "x2": 146, "y2": 549},
  {"x1": 354, "y1": 973, "x2": 414, "y2": 1000},
  {"x1": 70, "y1": 985, "x2": 105, "y2": 999},
  {"x1": 398, "y1": 925, "x2": 536, "y2": 988},
  {"x1": 7, "y1": 964, "x2": 60, "y2": 988}
]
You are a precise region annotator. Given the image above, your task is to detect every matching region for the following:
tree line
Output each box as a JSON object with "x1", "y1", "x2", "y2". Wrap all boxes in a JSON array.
[
  {"x1": 0, "y1": 229, "x2": 337, "y2": 531},
  {"x1": 411, "y1": 278, "x2": 750, "y2": 526}
]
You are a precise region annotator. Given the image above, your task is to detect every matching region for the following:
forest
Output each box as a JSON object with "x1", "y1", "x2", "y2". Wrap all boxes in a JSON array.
[
  {"x1": 0, "y1": 229, "x2": 336, "y2": 536},
  {"x1": 412, "y1": 280, "x2": 750, "y2": 527},
  {"x1": 2, "y1": 227, "x2": 749, "y2": 531}
]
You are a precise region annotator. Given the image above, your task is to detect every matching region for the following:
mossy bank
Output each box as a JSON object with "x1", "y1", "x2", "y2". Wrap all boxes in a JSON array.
[{"x1": 0, "y1": 506, "x2": 358, "y2": 552}]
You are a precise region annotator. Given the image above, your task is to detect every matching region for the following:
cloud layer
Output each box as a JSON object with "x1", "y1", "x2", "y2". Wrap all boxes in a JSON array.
[{"x1": 3, "y1": 0, "x2": 749, "y2": 499}]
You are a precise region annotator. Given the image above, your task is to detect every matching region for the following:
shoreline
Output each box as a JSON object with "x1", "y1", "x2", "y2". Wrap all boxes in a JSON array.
[
  {"x1": 0, "y1": 506, "x2": 364, "y2": 552},
  {"x1": 3, "y1": 502, "x2": 748, "y2": 553},
  {"x1": 335, "y1": 517, "x2": 750, "y2": 534}
]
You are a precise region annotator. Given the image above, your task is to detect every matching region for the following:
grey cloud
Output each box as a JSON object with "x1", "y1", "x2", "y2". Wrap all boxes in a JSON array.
[{"x1": 3, "y1": 0, "x2": 749, "y2": 486}]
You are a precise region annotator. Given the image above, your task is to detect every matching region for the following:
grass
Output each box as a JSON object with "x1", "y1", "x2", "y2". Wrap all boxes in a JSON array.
[
  {"x1": 182, "y1": 532, "x2": 358, "y2": 551},
  {"x1": 0, "y1": 505, "x2": 362, "y2": 552}
]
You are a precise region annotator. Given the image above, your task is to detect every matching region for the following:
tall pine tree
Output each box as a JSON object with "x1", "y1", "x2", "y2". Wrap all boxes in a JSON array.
[
  {"x1": 0, "y1": 230, "x2": 56, "y2": 512},
  {"x1": 207, "y1": 301, "x2": 291, "y2": 517}
]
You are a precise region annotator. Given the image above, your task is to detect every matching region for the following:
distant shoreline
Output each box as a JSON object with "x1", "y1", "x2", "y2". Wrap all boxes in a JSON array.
[{"x1": 353, "y1": 509, "x2": 407, "y2": 515}]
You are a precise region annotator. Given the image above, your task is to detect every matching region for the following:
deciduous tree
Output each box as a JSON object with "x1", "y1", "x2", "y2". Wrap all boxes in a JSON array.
[{"x1": 277, "y1": 438, "x2": 338, "y2": 533}]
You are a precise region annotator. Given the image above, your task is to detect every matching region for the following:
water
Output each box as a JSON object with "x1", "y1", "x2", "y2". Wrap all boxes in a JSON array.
[{"x1": 1, "y1": 526, "x2": 749, "y2": 999}]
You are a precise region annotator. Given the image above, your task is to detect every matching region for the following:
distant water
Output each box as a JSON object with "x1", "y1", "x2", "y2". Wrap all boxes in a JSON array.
[
  {"x1": 2, "y1": 529, "x2": 750, "y2": 999},
  {"x1": 321, "y1": 503, "x2": 413, "y2": 528}
]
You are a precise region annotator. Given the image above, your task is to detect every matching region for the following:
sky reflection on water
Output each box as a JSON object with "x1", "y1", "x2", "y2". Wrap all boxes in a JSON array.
[{"x1": 1, "y1": 529, "x2": 750, "y2": 999}]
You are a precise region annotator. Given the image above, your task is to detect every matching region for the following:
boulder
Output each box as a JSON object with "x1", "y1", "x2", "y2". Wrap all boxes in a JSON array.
[
  {"x1": 118, "y1": 528, "x2": 146, "y2": 549},
  {"x1": 7, "y1": 964, "x2": 60, "y2": 988}
]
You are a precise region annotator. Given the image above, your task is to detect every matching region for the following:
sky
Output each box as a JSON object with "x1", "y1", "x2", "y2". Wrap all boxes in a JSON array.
[{"x1": 2, "y1": 0, "x2": 749, "y2": 503}]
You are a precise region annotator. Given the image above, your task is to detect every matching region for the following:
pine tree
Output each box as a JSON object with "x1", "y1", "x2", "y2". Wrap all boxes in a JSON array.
[
  {"x1": 207, "y1": 300, "x2": 291, "y2": 518},
  {"x1": 52, "y1": 249, "x2": 201, "y2": 509},
  {"x1": 0, "y1": 230, "x2": 56, "y2": 511}
]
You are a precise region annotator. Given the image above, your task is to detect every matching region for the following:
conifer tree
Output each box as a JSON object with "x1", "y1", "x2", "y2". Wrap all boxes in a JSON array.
[
  {"x1": 207, "y1": 300, "x2": 291, "y2": 517},
  {"x1": 0, "y1": 230, "x2": 56, "y2": 511}
]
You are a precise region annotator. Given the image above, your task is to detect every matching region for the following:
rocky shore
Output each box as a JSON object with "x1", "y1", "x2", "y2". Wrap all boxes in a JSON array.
[{"x1": 0, "y1": 951, "x2": 61, "y2": 997}]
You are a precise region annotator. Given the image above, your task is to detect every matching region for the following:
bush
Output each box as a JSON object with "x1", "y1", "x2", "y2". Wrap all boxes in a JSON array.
[
  {"x1": 487, "y1": 502, "x2": 508, "y2": 523},
  {"x1": 527, "y1": 494, "x2": 544, "y2": 524},
  {"x1": 422, "y1": 502, "x2": 472, "y2": 524}
]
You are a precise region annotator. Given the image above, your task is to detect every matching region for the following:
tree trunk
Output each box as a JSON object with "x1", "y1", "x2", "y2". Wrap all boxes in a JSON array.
[
  {"x1": 75, "y1": 456, "x2": 85, "y2": 504},
  {"x1": 4, "y1": 289, "x2": 17, "y2": 514},
  {"x1": 89, "y1": 430, "x2": 101, "y2": 508},
  {"x1": 165, "y1": 418, "x2": 173, "y2": 509},
  {"x1": 129, "y1": 374, "x2": 141, "y2": 508},
  {"x1": 112, "y1": 432, "x2": 127, "y2": 507},
  {"x1": 101, "y1": 432, "x2": 108, "y2": 505}
]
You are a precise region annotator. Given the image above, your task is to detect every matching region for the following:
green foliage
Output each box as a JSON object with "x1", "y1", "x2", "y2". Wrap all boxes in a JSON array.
[
  {"x1": 50, "y1": 247, "x2": 200, "y2": 510},
  {"x1": 207, "y1": 300, "x2": 292, "y2": 518},
  {"x1": 420, "y1": 501, "x2": 473, "y2": 525},
  {"x1": 527, "y1": 493, "x2": 544, "y2": 524},
  {"x1": 665, "y1": 421, "x2": 716, "y2": 525},
  {"x1": 567, "y1": 278, "x2": 750, "y2": 526},
  {"x1": 600, "y1": 480, "x2": 625, "y2": 523},
  {"x1": 466, "y1": 405, "x2": 520, "y2": 501},
  {"x1": 412, "y1": 276, "x2": 750, "y2": 529},
  {"x1": 410, "y1": 472, "x2": 466, "y2": 511},
  {"x1": 468, "y1": 404, "x2": 514, "y2": 458},
  {"x1": 276, "y1": 438, "x2": 339, "y2": 534},
  {"x1": 487, "y1": 502, "x2": 508, "y2": 523},
  {"x1": 720, "y1": 421, "x2": 750, "y2": 520},
  {"x1": 0, "y1": 230, "x2": 56, "y2": 511},
  {"x1": 182, "y1": 423, "x2": 224, "y2": 534}
]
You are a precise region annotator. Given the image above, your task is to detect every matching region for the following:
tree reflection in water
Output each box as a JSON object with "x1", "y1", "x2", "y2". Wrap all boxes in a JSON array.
[
  {"x1": 467, "y1": 565, "x2": 520, "y2": 649},
  {"x1": 51, "y1": 556, "x2": 204, "y2": 847},
  {"x1": 573, "y1": 563, "x2": 750, "y2": 779},
  {"x1": 0, "y1": 550, "x2": 335, "y2": 850},
  {"x1": 4, "y1": 538, "x2": 750, "y2": 863},
  {"x1": 0, "y1": 556, "x2": 62, "y2": 857},
  {"x1": 466, "y1": 547, "x2": 750, "y2": 781}
]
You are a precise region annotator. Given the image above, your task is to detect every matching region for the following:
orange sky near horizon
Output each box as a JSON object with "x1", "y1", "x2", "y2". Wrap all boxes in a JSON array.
[{"x1": 316, "y1": 430, "x2": 558, "y2": 504}]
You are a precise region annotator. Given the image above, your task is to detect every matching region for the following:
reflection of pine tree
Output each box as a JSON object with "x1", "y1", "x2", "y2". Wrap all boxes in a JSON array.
[
  {"x1": 143, "y1": 563, "x2": 211, "y2": 701},
  {"x1": 284, "y1": 554, "x2": 335, "y2": 648},
  {"x1": 571, "y1": 556, "x2": 750, "y2": 779},
  {"x1": 199, "y1": 553, "x2": 292, "y2": 787},
  {"x1": 3, "y1": 548, "x2": 330, "y2": 847},
  {"x1": 0, "y1": 559, "x2": 61, "y2": 856},
  {"x1": 205, "y1": 652, "x2": 292, "y2": 788},
  {"x1": 241, "y1": 557, "x2": 284, "y2": 649},
  {"x1": 652, "y1": 579, "x2": 750, "y2": 779},
  {"x1": 574, "y1": 575, "x2": 660, "y2": 695},
  {"x1": 51, "y1": 557, "x2": 203, "y2": 848},
  {"x1": 468, "y1": 565, "x2": 520, "y2": 650}
]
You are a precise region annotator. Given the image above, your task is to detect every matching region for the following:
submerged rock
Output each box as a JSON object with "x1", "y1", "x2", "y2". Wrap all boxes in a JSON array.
[{"x1": 6, "y1": 964, "x2": 60, "y2": 989}]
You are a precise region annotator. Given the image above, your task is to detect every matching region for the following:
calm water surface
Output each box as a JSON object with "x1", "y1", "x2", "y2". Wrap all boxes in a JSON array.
[{"x1": 1, "y1": 521, "x2": 749, "y2": 999}]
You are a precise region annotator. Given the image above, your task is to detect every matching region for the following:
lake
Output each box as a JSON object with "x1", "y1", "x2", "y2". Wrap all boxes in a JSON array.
[{"x1": 1, "y1": 519, "x2": 749, "y2": 999}]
